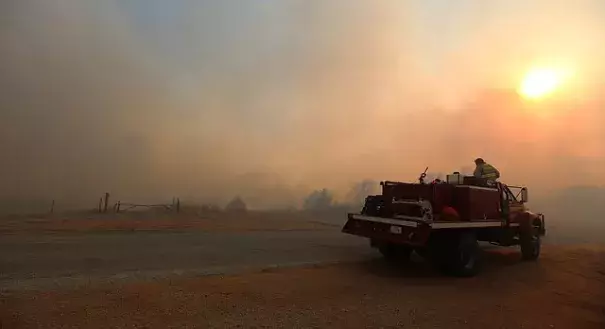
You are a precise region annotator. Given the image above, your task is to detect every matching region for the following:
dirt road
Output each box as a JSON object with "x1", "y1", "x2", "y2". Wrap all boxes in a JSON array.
[
  {"x1": 1, "y1": 245, "x2": 604, "y2": 328},
  {"x1": 1, "y1": 216, "x2": 604, "y2": 328},
  {"x1": 0, "y1": 230, "x2": 372, "y2": 291},
  {"x1": 0, "y1": 224, "x2": 597, "y2": 291}
]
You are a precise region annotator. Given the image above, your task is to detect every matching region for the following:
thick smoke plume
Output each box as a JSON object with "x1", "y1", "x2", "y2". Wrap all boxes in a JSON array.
[{"x1": 1, "y1": 1, "x2": 604, "y2": 213}]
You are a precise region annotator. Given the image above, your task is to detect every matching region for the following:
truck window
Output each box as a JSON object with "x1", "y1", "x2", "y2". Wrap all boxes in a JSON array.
[{"x1": 503, "y1": 186, "x2": 518, "y2": 202}]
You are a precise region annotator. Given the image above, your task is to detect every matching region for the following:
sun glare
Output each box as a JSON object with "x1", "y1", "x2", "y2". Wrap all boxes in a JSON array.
[{"x1": 518, "y1": 68, "x2": 563, "y2": 100}]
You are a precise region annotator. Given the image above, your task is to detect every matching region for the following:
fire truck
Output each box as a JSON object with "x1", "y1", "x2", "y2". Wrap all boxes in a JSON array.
[{"x1": 342, "y1": 169, "x2": 546, "y2": 277}]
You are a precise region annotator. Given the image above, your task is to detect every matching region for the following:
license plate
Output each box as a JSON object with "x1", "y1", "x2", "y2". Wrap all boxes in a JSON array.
[{"x1": 389, "y1": 225, "x2": 402, "y2": 234}]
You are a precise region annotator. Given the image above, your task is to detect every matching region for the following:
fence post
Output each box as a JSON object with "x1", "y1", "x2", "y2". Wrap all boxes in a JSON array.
[
  {"x1": 116, "y1": 201, "x2": 121, "y2": 213},
  {"x1": 176, "y1": 198, "x2": 180, "y2": 213},
  {"x1": 50, "y1": 200, "x2": 55, "y2": 214},
  {"x1": 98, "y1": 198, "x2": 103, "y2": 213},
  {"x1": 103, "y1": 192, "x2": 110, "y2": 213}
]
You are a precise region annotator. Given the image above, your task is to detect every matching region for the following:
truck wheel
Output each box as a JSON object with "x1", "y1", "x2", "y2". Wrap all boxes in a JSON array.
[
  {"x1": 520, "y1": 228, "x2": 541, "y2": 261},
  {"x1": 378, "y1": 243, "x2": 413, "y2": 262},
  {"x1": 414, "y1": 247, "x2": 429, "y2": 259},
  {"x1": 432, "y1": 232, "x2": 481, "y2": 277}
]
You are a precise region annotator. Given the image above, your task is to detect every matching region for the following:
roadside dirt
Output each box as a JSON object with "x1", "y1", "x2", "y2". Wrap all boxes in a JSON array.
[{"x1": 2, "y1": 246, "x2": 603, "y2": 328}]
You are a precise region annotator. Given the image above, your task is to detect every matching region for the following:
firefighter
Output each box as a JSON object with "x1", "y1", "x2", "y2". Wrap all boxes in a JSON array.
[{"x1": 473, "y1": 158, "x2": 500, "y2": 181}]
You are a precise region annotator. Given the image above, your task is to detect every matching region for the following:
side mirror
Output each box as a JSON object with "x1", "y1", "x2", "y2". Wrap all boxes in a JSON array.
[{"x1": 520, "y1": 188, "x2": 529, "y2": 203}]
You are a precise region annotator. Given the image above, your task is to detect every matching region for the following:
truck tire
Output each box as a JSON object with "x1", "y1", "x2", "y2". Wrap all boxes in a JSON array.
[
  {"x1": 414, "y1": 247, "x2": 429, "y2": 259},
  {"x1": 431, "y1": 232, "x2": 481, "y2": 277},
  {"x1": 520, "y1": 228, "x2": 541, "y2": 261},
  {"x1": 378, "y1": 243, "x2": 413, "y2": 262}
]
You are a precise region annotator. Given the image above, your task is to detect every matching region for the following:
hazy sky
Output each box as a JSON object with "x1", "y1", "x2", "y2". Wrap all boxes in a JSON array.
[{"x1": 2, "y1": 1, "x2": 604, "y2": 209}]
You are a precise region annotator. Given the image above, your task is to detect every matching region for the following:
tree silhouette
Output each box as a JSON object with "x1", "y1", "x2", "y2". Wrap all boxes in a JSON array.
[
  {"x1": 225, "y1": 196, "x2": 247, "y2": 212},
  {"x1": 303, "y1": 188, "x2": 334, "y2": 210}
]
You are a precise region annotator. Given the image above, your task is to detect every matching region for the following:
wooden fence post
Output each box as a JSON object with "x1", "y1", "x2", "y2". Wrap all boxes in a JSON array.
[
  {"x1": 176, "y1": 198, "x2": 180, "y2": 213},
  {"x1": 50, "y1": 200, "x2": 55, "y2": 214},
  {"x1": 98, "y1": 198, "x2": 103, "y2": 213},
  {"x1": 103, "y1": 192, "x2": 110, "y2": 213}
]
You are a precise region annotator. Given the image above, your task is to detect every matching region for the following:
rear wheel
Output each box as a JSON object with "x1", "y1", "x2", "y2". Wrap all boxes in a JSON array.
[
  {"x1": 430, "y1": 232, "x2": 481, "y2": 277},
  {"x1": 414, "y1": 247, "x2": 429, "y2": 259},
  {"x1": 450, "y1": 233, "x2": 481, "y2": 277}
]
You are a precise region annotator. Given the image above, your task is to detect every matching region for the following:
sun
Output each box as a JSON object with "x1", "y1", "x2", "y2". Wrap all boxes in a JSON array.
[{"x1": 518, "y1": 68, "x2": 563, "y2": 100}]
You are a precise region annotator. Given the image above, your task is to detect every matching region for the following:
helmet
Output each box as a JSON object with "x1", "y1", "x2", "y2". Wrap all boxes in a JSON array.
[
  {"x1": 474, "y1": 158, "x2": 485, "y2": 164},
  {"x1": 441, "y1": 206, "x2": 460, "y2": 221}
]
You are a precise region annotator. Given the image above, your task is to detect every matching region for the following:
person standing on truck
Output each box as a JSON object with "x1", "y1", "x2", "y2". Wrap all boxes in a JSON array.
[{"x1": 473, "y1": 158, "x2": 500, "y2": 182}]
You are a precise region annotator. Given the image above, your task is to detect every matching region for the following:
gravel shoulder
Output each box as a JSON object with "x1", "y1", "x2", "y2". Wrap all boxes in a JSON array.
[{"x1": 2, "y1": 245, "x2": 604, "y2": 329}]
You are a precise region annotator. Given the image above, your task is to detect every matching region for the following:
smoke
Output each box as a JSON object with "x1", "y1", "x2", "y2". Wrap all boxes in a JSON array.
[
  {"x1": 1, "y1": 1, "x2": 604, "y2": 212},
  {"x1": 302, "y1": 189, "x2": 334, "y2": 211}
]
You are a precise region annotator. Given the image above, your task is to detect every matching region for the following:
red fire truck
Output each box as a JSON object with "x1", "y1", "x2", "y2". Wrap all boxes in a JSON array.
[{"x1": 342, "y1": 170, "x2": 546, "y2": 277}]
